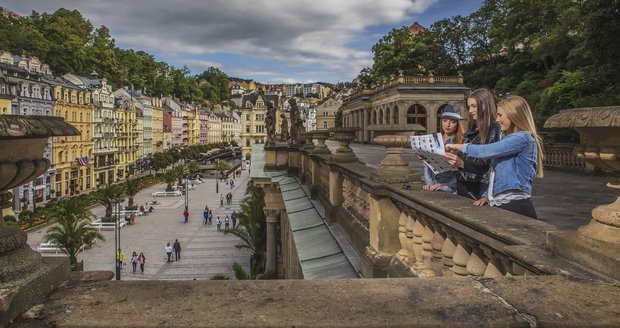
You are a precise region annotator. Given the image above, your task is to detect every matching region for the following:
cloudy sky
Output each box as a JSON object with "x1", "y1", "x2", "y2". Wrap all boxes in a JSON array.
[{"x1": 5, "y1": 0, "x2": 482, "y2": 83}]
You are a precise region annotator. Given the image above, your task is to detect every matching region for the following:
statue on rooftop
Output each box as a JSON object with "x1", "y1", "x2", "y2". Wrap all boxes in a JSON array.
[
  {"x1": 280, "y1": 114, "x2": 289, "y2": 142},
  {"x1": 288, "y1": 98, "x2": 303, "y2": 144},
  {"x1": 265, "y1": 101, "x2": 276, "y2": 146}
]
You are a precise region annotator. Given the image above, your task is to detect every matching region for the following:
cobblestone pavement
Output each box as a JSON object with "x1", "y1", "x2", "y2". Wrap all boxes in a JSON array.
[
  {"x1": 329, "y1": 141, "x2": 617, "y2": 231},
  {"x1": 27, "y1": 169, "x2": 251, "y2": 280}
]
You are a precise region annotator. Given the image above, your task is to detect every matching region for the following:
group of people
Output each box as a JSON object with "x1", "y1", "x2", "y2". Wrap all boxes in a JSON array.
[
  {"x1": 225, "y1": 179, "x2": 235, "y2": 189},
  {"x1": 164, "y1": 239, "x2": 182, "y2": 262},
  {"x1": 203, "y1": 206, "x2": 237, "y2": 232},
  {"x1": 117, "y1": 249, "x2": 147, "y2": 274},
  {"x1": 422, "y1": 89, "x2": 543, "y2": 219}
]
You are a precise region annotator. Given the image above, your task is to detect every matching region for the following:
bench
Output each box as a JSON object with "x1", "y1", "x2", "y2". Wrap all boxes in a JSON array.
[
  {"x1": 151, "y1": 191, "x2": 182, "y2": 197},
  {"x1": 37, "y1": 241, "x2": 90, "y2": 254},
  {"x1": 88, "y1": 218, "x2": 127, "y2": 231}
]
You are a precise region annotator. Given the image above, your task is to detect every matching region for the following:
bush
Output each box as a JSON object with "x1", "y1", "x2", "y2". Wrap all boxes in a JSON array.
[{"x1": 3, "y1": 215, "x2": 17, "y2": 225}]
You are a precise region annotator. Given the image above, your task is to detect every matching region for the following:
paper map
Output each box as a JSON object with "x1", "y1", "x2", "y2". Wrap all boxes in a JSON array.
[{"x1": 410, "y1": 133, "x2": 457, "y2": 175}]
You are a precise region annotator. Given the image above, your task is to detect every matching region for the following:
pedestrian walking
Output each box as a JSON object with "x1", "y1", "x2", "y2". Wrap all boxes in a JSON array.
[
  {"x1": 224, "y1": 215, "x2": 230, "y2": 231},
  {"x1": 225, "y1": 180, "x2": 230, "y2": 189},
  {"x1": 216, "y1": 216, "x2": 222, "y2": 232},
  {"x1": 138, "y1": 252, "x2": 146, "y2": 273},
  {"x1": 117, "y1": 248, "x2": 125, "y2": 270},
  {"x1": 183, "y1": 207, "x2": 189, "y2": 223},
  {"x1": 231, "y1": 210, "x2": 237, "y2": 228},
  {"x1": 173, "y1": 239, "x2": 182, "y2": 261},
  {"x1": 203, "y1": 206, "x2": 209, "y2": 225},
  {"x1": 165, "y1": 242, "x2": 173, "y2": 262},
  {"x1": 220, "y1": 194, "x2": 224, "y2": 206},
  {"x1": 130, "y1": 251, "x2": 139, "y2": 273},
  {"x1": 208, "y1": 210, "x2": 213, "y2": 225},
  {"x1": 231, "y1": 180, "x2": 234, "y2": 188}
]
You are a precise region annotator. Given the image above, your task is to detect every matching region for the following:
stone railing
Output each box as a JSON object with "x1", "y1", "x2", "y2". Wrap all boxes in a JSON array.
[
  {"x1": 295, "y1": 132, "x2": 599, "y2": 279},
  {"x1": 543, "y1": 143, "x2": 586, "y2": 171}
]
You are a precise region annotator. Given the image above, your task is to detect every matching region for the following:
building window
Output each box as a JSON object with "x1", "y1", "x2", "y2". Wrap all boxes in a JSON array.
[{"x1": 323, "y1": 122, "x2": 328, "y2": 129}]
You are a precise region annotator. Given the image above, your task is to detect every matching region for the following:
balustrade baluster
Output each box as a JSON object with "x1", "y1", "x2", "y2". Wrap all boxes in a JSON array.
[
  {"x1": 411, "y1": 218, "x2": 426, "y2": 274},
  {"x1": 466, "y1": 243, "x2": 488, "y2": 276},
  {"x1": 430, "y1": 222, "x2": 445, "y2": 276},
  {"x1": 481, "y1": 245, "x2": 504, "y2": 277},
  {"x1": 420, "y1": 218, "x2": 435, "y2": 276},
  {"x1": 440, "y1": 228, "x2": 456, "y2": 277},
  {"x1": 405, "y1": 215, "x2": 416, "y2": 271},
  {"x1": 452, "y1": 235, "x2": 470, "y2": 276},
  {"x1": 397, "y1": 212, "x2": 409, "y2": 262}
]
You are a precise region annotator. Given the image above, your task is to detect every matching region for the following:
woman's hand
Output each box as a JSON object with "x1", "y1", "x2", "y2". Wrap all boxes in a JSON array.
[
  {"x1": 445, "y1": 144, "x2": 462, "y2": 153},
  {"x1": 445, "y1": 152, "x2": 464, "y2": 169},
  {"x1": 473, "y1": 197, "x2": 489, "y2": 206},
  {"x1": 423, "y1": 183, "x2": 443, "y2": 191}
]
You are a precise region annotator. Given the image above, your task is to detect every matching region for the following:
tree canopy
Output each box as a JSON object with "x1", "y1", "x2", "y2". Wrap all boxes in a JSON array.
[{"x1": 361, "y1": 0, "x2": 620, "y2": 132}]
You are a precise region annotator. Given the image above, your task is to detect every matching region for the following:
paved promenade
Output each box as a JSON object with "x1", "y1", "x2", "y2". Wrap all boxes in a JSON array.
[
  {"x1": 332, "y1": 141, "x2": 617, "y2": 231},
  {"x1": 27, "y1": 169, "x2": 251, "y2": 280}
]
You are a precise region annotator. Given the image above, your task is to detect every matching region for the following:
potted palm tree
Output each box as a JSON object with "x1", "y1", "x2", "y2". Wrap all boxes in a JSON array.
[
  {"x1": 44, "y1": 197, "x2": 105, "y2": 270},
  {"x1": 124, "y1": 178, "x2": 140, "y2": 209}
]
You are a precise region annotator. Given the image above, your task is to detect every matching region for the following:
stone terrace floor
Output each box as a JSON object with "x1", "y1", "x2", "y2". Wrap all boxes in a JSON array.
[
  {"x1": 329, "y1": 141, "x2": 617, "y2": 231},
  {"x1": 27, "y1": 169, "x2": 252, "y2": 280}
]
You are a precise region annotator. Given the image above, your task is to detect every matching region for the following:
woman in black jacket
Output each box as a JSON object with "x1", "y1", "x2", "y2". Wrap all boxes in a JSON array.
[{"x1": 446, "y1": 88, "x2": 501, "y2": 202}]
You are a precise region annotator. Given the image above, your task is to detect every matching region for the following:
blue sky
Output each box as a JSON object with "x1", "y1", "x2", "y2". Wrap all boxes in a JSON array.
[{"x1": 6, "y1": 0, "x2": 483, "y2": 84}]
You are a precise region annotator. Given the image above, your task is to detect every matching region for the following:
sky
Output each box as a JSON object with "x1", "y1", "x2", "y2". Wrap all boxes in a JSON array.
[{"x1": 5, "y1": 0, "x2": 483, "y2": 84}]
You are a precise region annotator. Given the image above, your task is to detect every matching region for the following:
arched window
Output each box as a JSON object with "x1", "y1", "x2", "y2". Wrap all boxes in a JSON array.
[{"x1": 407, "y1": 104, "x2": 427, "y2": 127}]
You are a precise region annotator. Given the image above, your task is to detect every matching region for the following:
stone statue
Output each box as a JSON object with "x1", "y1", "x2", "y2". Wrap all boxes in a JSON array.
[
  {"x1": 288, "y1": 98, "x2": 304, "y2": 144},
  {"x1": 280, "y1": 114, "x2": 289, "y2": 141},
  {"x1": 265, "y1": 101, "x2": 276, "y2": 146}
]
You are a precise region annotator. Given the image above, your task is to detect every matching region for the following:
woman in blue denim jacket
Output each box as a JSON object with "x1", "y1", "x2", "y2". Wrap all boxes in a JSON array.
[
  {"x1": 446, "y1": 96, "x2": 544, "y2": 219},
  {"x1": 422, "y1": 105, "x2": 464, "y2": 193}
]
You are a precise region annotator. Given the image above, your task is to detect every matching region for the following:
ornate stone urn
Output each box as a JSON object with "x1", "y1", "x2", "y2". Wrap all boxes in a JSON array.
[
  {"x1": 0, "y1": 115, "x2": 80, "y2": 325},
  {"x1": 329, "y1": 127, "x2": 360, "y2": 163},
  {"x1": 371, "y1": 135, "x2": 419, "y2": 183},
  {"x1": 301, "y1": 131, "x2": 315, "y2": 151},
  {"x1": 311, "y1": 130, "x2": 331, "y2": 155},
  {"x1": 544, "y1": 106, "x2": 620, "y2": 280}
]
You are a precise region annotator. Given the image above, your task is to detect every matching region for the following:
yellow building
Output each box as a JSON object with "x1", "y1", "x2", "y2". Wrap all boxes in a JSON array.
[
  {"x1": 46, "y1": 77, "x2": 94, "y2": 196},
  {"x1": 0, "y1": 70, "x2": 12, "y2": 114},
  {"x1": 114, "y1": 98, "x2": 138, "y2": 180},
  {"x1": 240, "y1": 94, "x2": 281, "y2": 159},
  {"x1": 152, "y1": 97, "x2": 164, "y2": 153},
  {"x1": 208, "y1": 112, "x2": 222, "y2": 144},
  {"x1": 241, "y1": 80, "x2": 257, "y2": 92},
  {"x1": 315, "y1": 97, "x2": 340, "y2": 130},
  {"x1": 187, "y1": 105, "x2": 200, "y2": 145}
]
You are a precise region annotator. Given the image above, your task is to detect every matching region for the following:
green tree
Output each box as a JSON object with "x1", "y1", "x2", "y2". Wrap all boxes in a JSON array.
[
  {"x1": 225, "y1": 183, "x2": 267, "y2": 278},
  {"x1": 44, "y1": 197, "x2": 104, "y2": 268},
  {"x1": 161, "y1": 169, "x2": 180, "y2": 192},
  {"x1": 91, "y1": 184, "x2": 124, "y2": 218},
  {"x1": 124, "y1": 178, "x2": 140, "y2": 208},
  {"x1": 187, "y1": 161, "x2": 201, "y2": 179},
  {"x1": 215, "y1": 160, "x2": 231, "y2": 179},
  {"x1": 334, "y1": 108, "x2": 343, "y2": 128}
]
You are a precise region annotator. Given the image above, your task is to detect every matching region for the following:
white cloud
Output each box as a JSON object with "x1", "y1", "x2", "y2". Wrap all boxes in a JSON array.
[{"x1": 4, "y1": 0, "x2": 439, "y2": 82}]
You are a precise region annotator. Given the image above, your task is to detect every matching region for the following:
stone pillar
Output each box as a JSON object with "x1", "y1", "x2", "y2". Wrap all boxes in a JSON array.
[
  {"x1": 265, "y1": 208, "x2": 279, "y2": 273},
  {"x1": 329, "y1": 127, "x2": 360, "y2": 163},
  {"x1": 371, "y1": 135, "x2": 419, "y2": 184}
]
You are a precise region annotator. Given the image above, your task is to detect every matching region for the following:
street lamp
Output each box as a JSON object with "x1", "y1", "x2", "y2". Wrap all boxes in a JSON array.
[
  {"x1": 215, "y1": 159, "x2": 219, "y2": 194},
  {"x1": 184, "y1": 158, "x2": 189, "y2": 212},
  {"x1": 113, "y1": 197, "x2": 124, "y2": 281}
]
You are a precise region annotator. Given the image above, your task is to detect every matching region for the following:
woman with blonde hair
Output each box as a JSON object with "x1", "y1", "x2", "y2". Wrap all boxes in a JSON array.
[{"x1": 446, "y1": 95, "x2": 543, "y2": 219}]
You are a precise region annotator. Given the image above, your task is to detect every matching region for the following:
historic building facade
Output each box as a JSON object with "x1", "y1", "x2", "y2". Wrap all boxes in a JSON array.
[
  {"x1": 151, "y1": 97, "x2": 164, "y2": 153},
  {"x1": 341, "y1": 74, "x2": 469, "y2": 142},
  {"x1": 199, "y1": 110, "x2": 209, "y2": 144},
  {"x1": 64, "y1": 73, "x2": 117, "y2": 187},
  {"x1": 207, "y1": 112, "x2": 222, "y2": 144},
  {"x1": 46, "y1": 76, "x2": 94, "y2": 197},
  {"x1": 315, "y1": 97, "x2": 340, "y2": 131},
  {"x1": 240, "y1": 94, "x2": 281, "y2": 159},
  {"x1": 114, "y1": 97, "x2": 138, "y2": 180}
]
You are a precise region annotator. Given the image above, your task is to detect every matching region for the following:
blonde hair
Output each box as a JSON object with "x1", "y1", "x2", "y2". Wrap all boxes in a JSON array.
[
  {"x1": 497, "y1": 96, "x2": 544, "y2": 178},
  {"x1": 467, "y1": 88, "x2": 497, "y2": 144}
]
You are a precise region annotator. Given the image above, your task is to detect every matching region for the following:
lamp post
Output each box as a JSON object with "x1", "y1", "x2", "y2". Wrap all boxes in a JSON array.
[
  {"x1": 114, "y1": 200, "x2": 121, "y2": 280},
  {"x1": 215, "y1": 159, "x2": 219, "y2": 194},
  {"x1": 184, "y1": 158, "x2": 189, "y2": 211}
]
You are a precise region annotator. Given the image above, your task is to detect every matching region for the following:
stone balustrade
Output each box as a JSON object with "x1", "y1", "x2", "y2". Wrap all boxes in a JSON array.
[
  {"x1": 295, "y1": 134, "x2": 600, "y2": 279},
  {"x1": 543, "y1": 143, "x2": 586, "y2": 171}
]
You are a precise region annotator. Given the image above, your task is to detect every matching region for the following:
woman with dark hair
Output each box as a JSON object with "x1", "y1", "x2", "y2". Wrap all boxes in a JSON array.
[{"x1": 446, "y1": 88, "x2": 501, "y2": 201}]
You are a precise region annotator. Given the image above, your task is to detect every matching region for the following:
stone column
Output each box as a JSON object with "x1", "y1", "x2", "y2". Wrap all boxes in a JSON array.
[
  {"x1": 371, "y1": 135, "x2": 419, "y2": 183},
  {"x1": 265, "y1": 208, "x2": 279, "y2": 273},
  {"x1": 329, "y1": 127, "x2": 359, "y2": 163}
]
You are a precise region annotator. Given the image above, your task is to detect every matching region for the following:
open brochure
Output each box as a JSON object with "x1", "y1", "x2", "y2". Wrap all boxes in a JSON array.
[{"x1": 410, "y1": 133, "x2": 457, "y2": 175}]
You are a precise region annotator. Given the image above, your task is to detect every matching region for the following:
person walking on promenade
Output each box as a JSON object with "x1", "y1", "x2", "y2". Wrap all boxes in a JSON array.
[
  {"x1": 138, "y1": 252, "x2": 146, "y2": 274},
  {"x1": 225, "y1": 180, "x2": 230, "y2": 189},
  {"x1": 224, "y1": 215, "x2": 230, "y2": 231},
  {"x1": 216, "y1": 216, "x2": 222, "y2": 232},
  {"x1": 231, "y1": 210, "x2": 237, "y2": 228},
  {"x1": 117, "y1": 249, "x2": 125, "y2": 270},
  {"x1": 203, "y1": 206, "x2": 209, "y2": 225},
  {"x1": 173, "y1": 239, "x2": 182, "y2": 261},
  {"x1": 130, "y1": 251, "x2": 139, "y2": 274},
  {"x1": 165, "y1": 242, "x2": 173, "y2": 262},
  {"x1": 220, "y1": 194, "x2": 224, "y2": 206},
  {"x1": 208, "y1": 210, "x2": 213, "y2": 225},
  {"x1": 183, "y1": 207, "x2": 190, "y2": 223}
]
